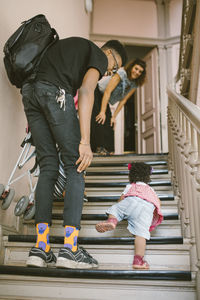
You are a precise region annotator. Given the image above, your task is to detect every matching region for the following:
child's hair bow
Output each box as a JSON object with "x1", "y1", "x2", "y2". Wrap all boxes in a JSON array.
[{"x1": 128, "y1": 163, "x2": 132, "y2": 170}]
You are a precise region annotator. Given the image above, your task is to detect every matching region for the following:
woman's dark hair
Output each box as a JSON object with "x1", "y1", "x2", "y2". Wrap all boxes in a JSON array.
[
  {"x1": 124, "y1": 58, "x2": 146, "y2": 86},
  {"x1": 102, "y1": 40, "x2": 127, "y2": 66},
  {"x1": 128, "y1": 162, "x2": 152, "y2": 184}
]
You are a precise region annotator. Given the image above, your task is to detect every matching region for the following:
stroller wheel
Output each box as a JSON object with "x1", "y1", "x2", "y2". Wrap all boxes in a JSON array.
[
  {"x1": 14, "y1": 196, "x2": 29, "y2": 216},
  {"x1": 83, "y1": 193, "x2": 88, "y2": 202},
  {"x1": 1, "y1": 188, "x2": 15, "y2": 210},
  {"x1": 24, "y1": 203, "x2": 35, "y2": 220},
  {"x1": 0, "y1": 184, "x2": 4, "y2": 197}
]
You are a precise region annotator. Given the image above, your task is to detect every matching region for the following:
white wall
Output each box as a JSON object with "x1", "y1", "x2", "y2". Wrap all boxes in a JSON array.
[
  {"x1": 0, "y1": 0, "x2": 90, "y2": 231},
  {"x1": 168, "y1": 0, "x2": 182, "y2": 78},
  {"x1": 169, "y1": 0, "x2": 182, "y2": 36},
  {"x1": 92, "y1": 0, "x2": 158, "y2": 38}
]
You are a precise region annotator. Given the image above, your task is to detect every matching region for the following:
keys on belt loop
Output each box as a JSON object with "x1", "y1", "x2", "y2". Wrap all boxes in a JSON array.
[{"x1": 56, "y1": 87, "x2": 66, "y2": 111}]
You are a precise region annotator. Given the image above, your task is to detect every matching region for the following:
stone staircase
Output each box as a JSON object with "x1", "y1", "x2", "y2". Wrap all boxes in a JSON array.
[{"x1": 0, "y1": 154, "x2": 197, "y2": 299}]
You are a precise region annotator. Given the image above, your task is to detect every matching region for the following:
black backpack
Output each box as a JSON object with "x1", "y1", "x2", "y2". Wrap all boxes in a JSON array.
[{"x1": 3, "y1": 14, "x2": 59, "y2": 88}]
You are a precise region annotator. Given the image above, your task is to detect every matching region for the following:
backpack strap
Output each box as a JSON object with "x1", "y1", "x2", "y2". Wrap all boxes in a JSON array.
[{"x1": 26, "y1": 28, "x2": 59, "y2": 83}]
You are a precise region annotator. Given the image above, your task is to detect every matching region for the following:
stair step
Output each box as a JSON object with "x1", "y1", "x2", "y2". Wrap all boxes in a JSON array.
[
  {"x1": 50, "y1": 213, "x2": 178, "y2": 221},
  {"x1": 85, "y1": 180, "x2": 171, "y2": 188},
  {"x1": 93, "y1": 152, "x2": 168, "y2": 158},
  {"x1": 86, "y1": 169, "x2": 169, "y2": 176},
  {"x1": 0, "y1": 273, "x2": 196, "y2": 300},
  {"x1": 85, "y1": 187, "x2": 172, "y2": 194},
  {"x1": 84, "y1": 194, "x2": 174, "y2": 202},
  {"x1": 0, "y1": 265, "x2": 192, "y2": 281},
  {"x1": 23, "y1": 218, "x2": 181, "y2": 237},
  {"x1": 90, "y1": 161, "x2": 168, "y2": 167},
  {"x1": 54, "y1": 194, "x2": 175, "y2": 204},
  {"x1": 81, "y1": 203, "x2": 177, "y2": 216},
  {"x1": 7, "y1": 235, "x2": 183, "y2": 245},
  {"x1": 3, "y1": 240, "x2": 191, "y2": 270}
]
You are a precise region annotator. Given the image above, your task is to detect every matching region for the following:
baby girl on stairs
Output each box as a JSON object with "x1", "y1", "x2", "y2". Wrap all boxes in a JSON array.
[{"x1": 95, "y1": 162, "x2": 163, "y2": 269}]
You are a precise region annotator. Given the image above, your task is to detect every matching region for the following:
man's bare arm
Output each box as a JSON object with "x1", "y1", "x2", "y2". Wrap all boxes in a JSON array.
[{"x1": 76, "y1": 68, "x2": 100, "y2": 172}]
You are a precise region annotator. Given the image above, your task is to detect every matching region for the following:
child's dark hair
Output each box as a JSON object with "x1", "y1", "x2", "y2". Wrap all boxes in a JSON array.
[{"x1": 128, "y1": 162, "x2": 152, "y2": 184}]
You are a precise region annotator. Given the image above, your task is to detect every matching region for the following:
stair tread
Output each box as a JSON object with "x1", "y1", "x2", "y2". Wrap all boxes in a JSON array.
[
  {"x1": 0, "y1": 265, "x2": 192, "y2": 281},
  {"x1": 54, "y1": 194, "x2": 175, "y2": 204},
  {"x1": 93, "y1": 153, "x2": 168, "y2": 158},
  {"x1": 86, "y1": 170, "x2": 169, "y2": 176},
  {"x1": 85, "y1": 180, "x2": 171, "y2": 187},
  {"x1": 90, "y1": 161, "x2": 168, "y2": 167}
]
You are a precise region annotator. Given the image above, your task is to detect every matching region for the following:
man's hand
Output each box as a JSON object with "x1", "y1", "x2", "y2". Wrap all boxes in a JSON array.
[
  {"x1": 76, "y1": 144, "x2": 93, "y2": 173},
  {"x1": 96, "y1": 111, "x2": 106, "y2": 124}
]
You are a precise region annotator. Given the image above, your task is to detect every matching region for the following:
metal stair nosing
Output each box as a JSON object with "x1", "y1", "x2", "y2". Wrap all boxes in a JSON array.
[
  {"x1": 0, "y1": 264, "x2": 192, "y2": 281},
  {"x1": 6, "y1": 234, "x2": 184, "y2": 245},
  {"x1": 49, "y1": 212, "x2": 179, "y2": 221},
  {"x1": 85, "y1": 180, "x2": 172, "y2": 188},
  {"x1": 86, "y1": 169, "x2": 169, "y2": 176}
]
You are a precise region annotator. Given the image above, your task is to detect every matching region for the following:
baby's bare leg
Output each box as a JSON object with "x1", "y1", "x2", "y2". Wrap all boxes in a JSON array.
[
  {"x1": 133, "y1": 236, "x2": 149, "y2": 269},
  {"x1": 134, "y1": 235, "x2": 146, "y2": 257},
  {"x1": 108, "y1": 214, "x2": 116, "y2": 219}
]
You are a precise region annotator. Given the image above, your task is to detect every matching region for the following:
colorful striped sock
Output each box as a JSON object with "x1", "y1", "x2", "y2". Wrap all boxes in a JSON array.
[
  {"x1": 35, "y1": 223, "x2": 50, "y2": 252},
  {"x1": 64, "y1": 225, "x2": 79, "y2": 252}
]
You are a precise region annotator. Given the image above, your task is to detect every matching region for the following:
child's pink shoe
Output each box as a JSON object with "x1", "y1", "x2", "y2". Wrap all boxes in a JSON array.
[
  {"x1": 132, "y1": 255, "x2": 149, "y2": 270},
  {"x1": 95, "y1": 218, "x2": 118, "y2": 233}
]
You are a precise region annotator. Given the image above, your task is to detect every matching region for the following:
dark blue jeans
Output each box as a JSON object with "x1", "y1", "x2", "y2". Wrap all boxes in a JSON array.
[{"x1": 21, "y1": 81, "x2": 84, "y2": 229}]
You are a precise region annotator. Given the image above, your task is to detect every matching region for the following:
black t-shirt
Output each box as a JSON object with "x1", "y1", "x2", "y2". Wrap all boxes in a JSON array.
[{"x1": 36, "y1": 37, "x2": 108, "y2": 95}]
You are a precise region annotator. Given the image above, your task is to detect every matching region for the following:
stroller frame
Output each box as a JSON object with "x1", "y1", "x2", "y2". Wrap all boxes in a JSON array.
[
  {"x1": 0, "y1": 132, "x2": 38, "y2": 218},
  {"x1": 0, "y1": 131, "x2": 87, "y2": 219}
]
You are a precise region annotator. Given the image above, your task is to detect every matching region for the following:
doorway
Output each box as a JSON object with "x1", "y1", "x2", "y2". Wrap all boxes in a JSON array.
[
  {"x1": 124, "y1": 45, "x2": 154, "y2": 61},
  {"x1": 114, "y1": 44, "x2": 161, "y2": 154},
  {"x1": 124, "y1": 93, "x2": 136, "y2": 152},
  {"x1": 123, "y1": 44, "x2": 153, "y2": 153}
]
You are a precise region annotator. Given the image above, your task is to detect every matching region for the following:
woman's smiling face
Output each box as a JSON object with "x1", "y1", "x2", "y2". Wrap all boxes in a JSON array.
[{"x1": 131, "y1": 64, "x2": 144, "y2": 79}]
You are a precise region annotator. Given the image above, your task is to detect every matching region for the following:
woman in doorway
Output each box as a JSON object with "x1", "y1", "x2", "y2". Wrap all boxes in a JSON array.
[{"x1": 91, "y1": 58, "x2": 146, "y2": 155}]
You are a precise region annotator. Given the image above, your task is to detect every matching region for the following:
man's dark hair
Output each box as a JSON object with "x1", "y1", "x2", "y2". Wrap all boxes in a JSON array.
[{"x1": 102, "y1": 40, "x2": 127, "y2": 66}]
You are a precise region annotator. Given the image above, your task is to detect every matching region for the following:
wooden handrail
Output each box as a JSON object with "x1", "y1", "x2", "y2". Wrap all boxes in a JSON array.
[{"x1": 167, "y1": 86, "x2": 200, "y2": 132}]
